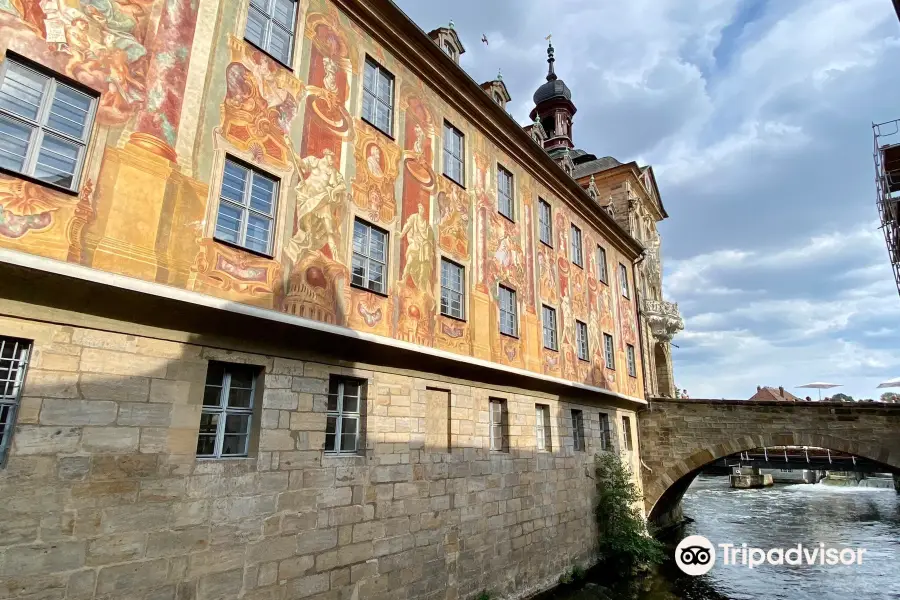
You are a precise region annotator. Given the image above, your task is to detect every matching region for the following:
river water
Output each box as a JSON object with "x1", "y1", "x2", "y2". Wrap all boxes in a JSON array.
[{"x1": 549, "y1": 476, "x2": 900, "y2": 600}]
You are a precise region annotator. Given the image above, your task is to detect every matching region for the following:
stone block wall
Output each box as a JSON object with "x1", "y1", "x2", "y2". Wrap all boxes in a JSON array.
[{"x1": 0, "y1": 314, "x2": 640, "y2": 600}]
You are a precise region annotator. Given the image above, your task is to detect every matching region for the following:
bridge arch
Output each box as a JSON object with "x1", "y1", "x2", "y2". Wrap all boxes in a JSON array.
[{"x1": 638, "y1": 399, "x2": 900, "y2": 528}]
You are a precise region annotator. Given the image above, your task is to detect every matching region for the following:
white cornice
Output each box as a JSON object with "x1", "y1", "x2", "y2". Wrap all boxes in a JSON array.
[{"x1": 0, "y1": 248, "x2": 647, "y2": 407}]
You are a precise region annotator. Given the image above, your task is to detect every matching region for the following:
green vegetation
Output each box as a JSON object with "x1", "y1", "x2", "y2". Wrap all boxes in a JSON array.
[
  {"x1": 474, "y1": 590, "x2": 492, "y2": 600},
  {"x1": 557, "y1": 564, "x2": 586, "y2": 585},
  {"x1": 880, "y1": 392, "x2": 900, "y2": 403},
  {"x1": 594, "y1": 452, "x2": 665, "y2": 573}
]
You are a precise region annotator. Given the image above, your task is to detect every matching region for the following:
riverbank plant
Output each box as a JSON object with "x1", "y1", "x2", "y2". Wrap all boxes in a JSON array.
[
  {"x1": 558, "y1": 564, "x2": 586, "y2": 585},
  {"x1": 594, "y1": 452, "x2": 665, "y2": 573},
  {"x1": 474, "y1": 590, "x2": 492, "y2": 600}
]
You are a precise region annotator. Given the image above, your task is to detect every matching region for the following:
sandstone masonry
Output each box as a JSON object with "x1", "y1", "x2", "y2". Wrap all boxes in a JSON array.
[{"x1": 0, "y1": 313, "x2": 642, "y2": 600}]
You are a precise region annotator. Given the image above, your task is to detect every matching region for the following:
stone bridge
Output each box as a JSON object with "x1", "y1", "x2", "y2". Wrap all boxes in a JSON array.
[{"x1": 638, "y1": 398, "x2": 900, "y2": 526}]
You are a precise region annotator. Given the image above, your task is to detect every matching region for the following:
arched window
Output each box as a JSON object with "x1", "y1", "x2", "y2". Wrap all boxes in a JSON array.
[
  {"x1": 443, "y1": 40, "x2": 456, "y2": 59},
  {"x1": 493, "y1": 92, "x2": 503, "y2": 105}
]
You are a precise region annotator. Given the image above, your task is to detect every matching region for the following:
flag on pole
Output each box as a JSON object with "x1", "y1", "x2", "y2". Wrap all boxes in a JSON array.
[{"x1": 545, "y1": 33, "x2": 552, "y2": 41}]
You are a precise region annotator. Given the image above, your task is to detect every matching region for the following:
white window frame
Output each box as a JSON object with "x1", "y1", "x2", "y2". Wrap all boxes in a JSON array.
[
  {"x1": 489, "y1": 398, "x2": 506, "y2": 451},
  {"x1": 326, "y1": 377, "x2": 365, "y2": 455},
  {"x1": 576, "y1": 320, "x2": 589, "y2": 361},
  {"x1": 542, "y1": 305, "x2": 558, "y2": 351},
  {"x1": 362, "y1": 57, "x2": 394, "y2": 136},
  {"x1": 619, "y1": 263, "x2": 630, "y2": 298},
  {"x1": 351, "y1": 218, "x2": 388, "y2": 294},
  {"x1": 244, "y1": 0, "x2": 298, "y2": 67},
  {"x1": 214, "y1": 158, "x2": 278, "y2": 255},
  {"x1": 598, "y1": 412, "x2": 612, "y2": 451},
  {"x1": 535, "y1": 404, "x2": 551, "y2": 451},
  {"x1": 597, "y1": 246, "x2": 608, "y2": 283},
  {"x1": 498, "y1": 285, "x2": 518, "y2": 337},
  {"x1": 570, "y1": 224, "x2": 583, "y2": 267},
  {"x1": 440, "y1": 258, "x2": 465, "y2": 320},
  {"x1": 443, "y1": 121, "x2": 464, "y2": 186},
  {"x1": 626, "y1": 344, "x2": 637, "y2": 377},
  {"x1": 0, "y1": 57, "x2": 97, "y2": 191},
  {"x1": 603, "y1": 333, "x2": 615, "y2": 370},
  {"x1": 497, "y1": 165, "x2": 514, "y2": 221},
  {"x1": 197, "y1": 362, "x2": 258, "y2": 459},
  {"x1": 571, "y1": 409, "x2": 585, "y2": 452},
  {"x1": 538, "y1": 198, "x2": 552, "y2": 246},
  {"x1": 622, "y1": 415, "x2": 633, "y2": 451},
  {"x1": 0, "y1": 336, "x2": 31, "y2": 466}
]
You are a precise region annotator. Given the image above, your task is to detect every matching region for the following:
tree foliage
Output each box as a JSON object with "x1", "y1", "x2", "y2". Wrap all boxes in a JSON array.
[
  {"x1": 594, "y1": 453, "x2": 665, "y2": 573},
  {"x1": 880, "y1": 392, "x2": 900, "y2": 403},
  {"x1": 829, "y1": 392, "x2": 854, "y2": 402}
]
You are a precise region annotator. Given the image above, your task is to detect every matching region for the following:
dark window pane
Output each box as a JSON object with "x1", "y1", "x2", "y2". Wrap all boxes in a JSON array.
[
  {"x1": 205, "y1": 362, "x2": 226, "y2": 386},
  {"x1": 340, "y1": 433, "x2": 357, "y2": 452},
  {"x1": 196, "y1": 435, "x2": 216, "y2": 457},
  {"x1": 202, "y1": 385, "x2": 223, "y2": 407},
  {"x1": 341, "y1": 416, "x2": 358, "y2": 435},
  {"x1": 325, "y1": 415, "x2": 337, "y2": 451},
  {"x1": 225, "y1": 414, "x2": 250, "y2": 434},
  {"x1": 222, "y1": 434, "x2": 248, "y2": 456},
  {"x1": 199, "y1": 412, "x2": 219, "y2": 434}
]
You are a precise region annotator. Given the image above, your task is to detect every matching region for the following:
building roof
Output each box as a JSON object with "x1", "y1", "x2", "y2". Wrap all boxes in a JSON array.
[
  {"x1": 532, "y1": 41, "x2": 573, "y2": 105},
  {"x1": 749, "y1": 386, "x2": 802, "y2": 402},
  {"x1": 572, "y1": 156, "x2": 622, "y2": 179}
]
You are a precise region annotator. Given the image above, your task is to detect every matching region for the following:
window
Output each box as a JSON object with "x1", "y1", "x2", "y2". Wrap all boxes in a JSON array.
[
  {"x1": 362, "y1": 57, "x2": 394, "y2": 136},
  {"x1": 626, "y1": 344, "x2": 637, "y2": 377},
  {"x1": 351, "y1": 219, "x2": 387, "y2": 294},
  {"x1": 443, "y1": 40, "x2": 456, "y2": 59},
  {"x1": 596, "y1": 246, "x2": 608, "y2": 283},
  {"x1": 440, "y1": 258, "x2": 465, "y2": 320},
  {"x1": 538, "y1": 199, "x2": 552, "y2": 246},
  {"x1": 497, "y1": 165, "x2": 514, "y2": 221},
  {"x1": 326, "y1": 377, "x2": 365, "y2": 454},
  {"x1": 603, "y1": 333, "x2": 615, "y2": 369},
  {"x1": 0, "y1": 58, "x2": 96, "y2": 191},
  {"x1": 498, "y1": 285, "x2": 517, "y2": 337},
  {"x1": 570, "y1": 224, "x2": 583, "y2": 267},
  {"x1": 542, "y1": 305, "x2": 558, "y2": 351},
  {"x1": 619, "y1": 263, "x2": 630, "y2": 298},
  {"x1": 244, "y1": 0, "x2": 297, "y2": 66},
  {"x1": 576, "y1": 320, "x2": 589, "y2": 361},
  {"x1": 535, "y1": 404, "x2": 551, "y2": 451},
  {"x1": 197, "y1": 362, "x2": 259, "y2": 458},
  {"x1": 215, "y1": 158, "x2": 278, "y2": 255},
  {"x1": 489, "y1": 398, "x2": 507, "y2": 451},
  {"x1": 571, "y1": 409, "x2": 585, "y2": 452},
  {"x1": 622, "y1": 415, "x2": 633, "y2": 451},
  {"x1": 598, "y1": 413, "x2": 612, "y2": 451},
  {"x1": 443, "y1": 122, "x2": 464, "y2": 186},
  {"x1": 0, "y1": 337, "x2": 30, "y2": 465}
]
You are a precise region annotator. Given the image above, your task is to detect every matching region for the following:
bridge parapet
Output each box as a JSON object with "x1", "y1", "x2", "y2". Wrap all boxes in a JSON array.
[{"x1": 638, "y1": 397, "x2": 900, "y2": 525}]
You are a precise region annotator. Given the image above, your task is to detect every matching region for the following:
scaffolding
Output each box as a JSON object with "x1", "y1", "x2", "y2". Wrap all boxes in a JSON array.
[{"x1": 873, "y1": 119, "x2": 900, "y2": 298}]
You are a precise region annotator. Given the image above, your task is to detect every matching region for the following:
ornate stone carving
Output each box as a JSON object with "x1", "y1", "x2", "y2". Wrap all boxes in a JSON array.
[{"x1": 642, "y1": 298, "x2": 684, "y2": 342}]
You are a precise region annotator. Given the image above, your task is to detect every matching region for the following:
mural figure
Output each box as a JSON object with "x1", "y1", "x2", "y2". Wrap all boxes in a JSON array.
[
  {"x1": 0, "y1": 0, "x2": 156, "y2": 124},
  {"x1": 400, "y1": 202, "x2": 434, "y2": 290},
  {"x1": 413, "y1": 124, "x2": 425, "y2": 155},
  {"x1": 286, "y1": 148, "x2": 346, "y2": 263},
  {"x1": 436, "y1": 184, "x2": 469, "y2": 260},
  {"x1": 366, "y1": 145, "x2": 383, "y2": 177}
]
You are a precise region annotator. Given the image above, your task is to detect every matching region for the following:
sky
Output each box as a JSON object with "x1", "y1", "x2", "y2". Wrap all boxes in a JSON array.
[{"x1": 394, "y1": 0, "x2": 900, "y2": 401}]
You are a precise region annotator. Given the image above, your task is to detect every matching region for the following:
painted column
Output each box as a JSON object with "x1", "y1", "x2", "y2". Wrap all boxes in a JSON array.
[{"x1": 129, "y1": 0, "x2": 201, "y2": 161}]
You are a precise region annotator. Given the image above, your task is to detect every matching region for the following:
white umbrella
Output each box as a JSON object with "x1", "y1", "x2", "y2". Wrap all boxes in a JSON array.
[
  {"x1": 796, "y1": 382, "x2": 843, "y2": 401},
  {"x1": 877, "y1": 377, "x2": 900, "y2": 389}
]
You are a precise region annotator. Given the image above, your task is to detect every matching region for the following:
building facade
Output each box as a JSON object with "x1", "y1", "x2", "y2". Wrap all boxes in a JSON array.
[{"x1": 0, "y1": 0, "x2": 652, "y2": 598}]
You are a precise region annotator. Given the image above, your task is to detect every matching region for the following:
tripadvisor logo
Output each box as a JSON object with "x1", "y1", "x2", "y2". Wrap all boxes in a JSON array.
[
  {"x1": 675, "y1": 535, "x2": 716, "y2": 576},
  {"x1": 675, "y1": 536, "x2": 867, "y2": 575}
]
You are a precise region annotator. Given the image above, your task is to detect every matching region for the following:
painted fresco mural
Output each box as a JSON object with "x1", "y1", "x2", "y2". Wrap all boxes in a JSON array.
[{"x1": 0, "y1": 0, "x2": 644, "y2": 399}]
